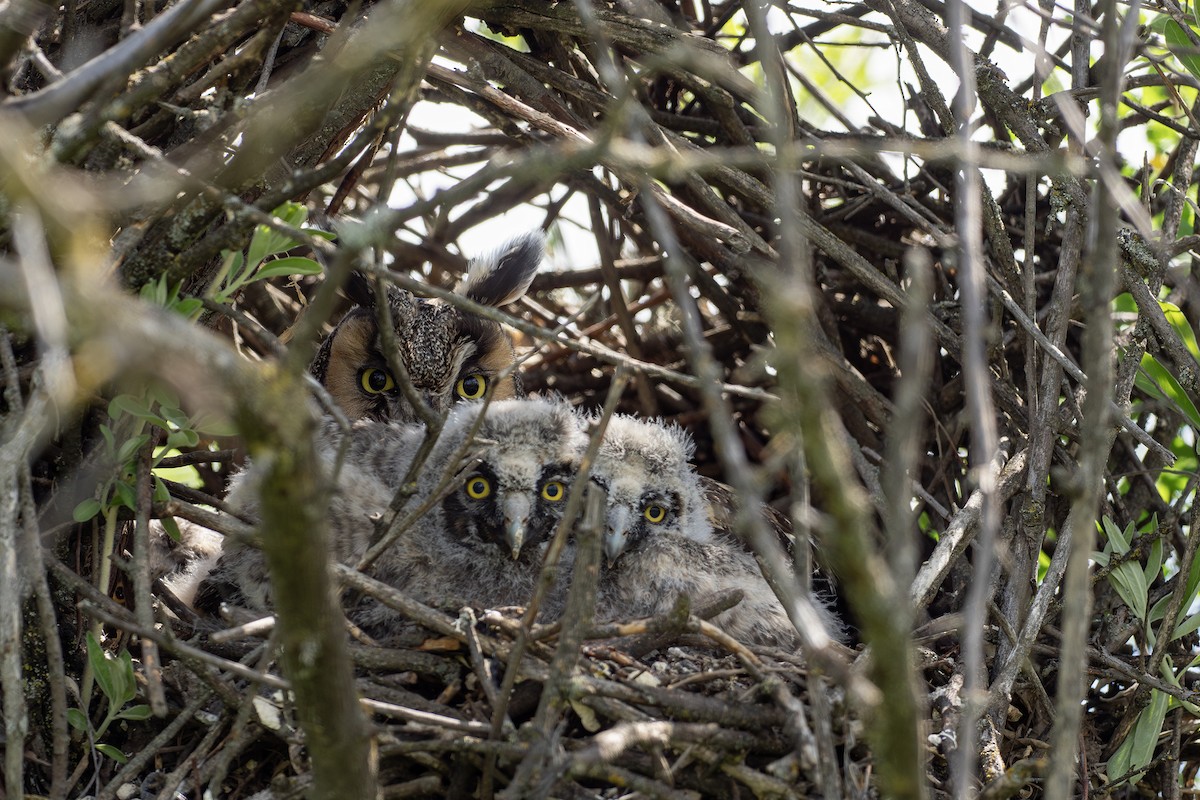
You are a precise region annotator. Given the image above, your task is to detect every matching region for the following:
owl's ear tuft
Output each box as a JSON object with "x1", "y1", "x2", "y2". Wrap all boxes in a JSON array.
[
  {"x1": 345, "y1": 271, "x2": 376, "y2": 307},
  {"x1": 345, "y1": 272, "x2": 411, "y2": 311},
  {"x1": 458, "y1": 230, "x2": 544, "y2": 307}
]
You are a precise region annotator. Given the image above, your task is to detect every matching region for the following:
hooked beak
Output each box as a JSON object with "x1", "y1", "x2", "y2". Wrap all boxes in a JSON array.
[
  {"x1": 603, "y1": 505, "x2": 632, "y2": 567},
  {"x1": 502, "y1": 494, "x2": 531, "y2": 559}
]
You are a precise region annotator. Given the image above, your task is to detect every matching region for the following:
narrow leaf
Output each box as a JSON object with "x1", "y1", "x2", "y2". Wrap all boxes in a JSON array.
[
  {"x1": 67, "y1": 708, "x2": 89, "y2": 732},
  {"x1": 160, "y1": 515, "x2": 182, "y2": 542},
  {"x1": 87, "y1": 633, "x2": 117, "y2": 704},
  {"x1": 96, "y1": 743, "x2": 129, "y2": 764},
  {"x1": 115, "y1": 704, "x2": 152, "y2": 721},
  {"x1": 254, "y1": 256, "x2": 324, "y2": 280},
  {"x1": 73, "y1": 498, "x2": 102, "y2": 522}
]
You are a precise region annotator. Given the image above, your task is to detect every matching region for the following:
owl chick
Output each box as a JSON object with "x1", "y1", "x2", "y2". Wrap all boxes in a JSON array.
[
  {"x1": 309, "y1": 231, "x2": 543, "y2": 422},
  {"x1": 157, "y1": 234, "x2": 542, "y2": 607},
  {"x1": 194, "y1": 398, "x2": 587, "y2": 628},
  {"x1": 191, "y1": 418, "x2": 411, "y2": 615},
  {"x1": 591, "y1": 415, "x2": 843, "y2": 648},
  {"x1": 358, "y1": 396, "x2": 588, "y2": 630}
]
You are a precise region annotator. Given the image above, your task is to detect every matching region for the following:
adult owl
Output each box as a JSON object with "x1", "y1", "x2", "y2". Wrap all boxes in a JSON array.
[
  {"x1": 308, "y1": 230, "x2": 543, "y2": 422},
  {"x1": 155, "y1": 232, "x2": 544, "y2": 607}
]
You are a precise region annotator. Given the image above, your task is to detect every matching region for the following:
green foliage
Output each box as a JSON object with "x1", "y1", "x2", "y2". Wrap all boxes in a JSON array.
[
  {"x1": 71, "y1": 388, "x2": 218, "y2": 530},
  {"x1": 1095, "y1": 515, "x2": 1200, "y2": 787},
  {"x1": 1150, "y1": 13, "x2": 1200, "y2": 84},
  {"x1": 212, "y1": 201, "x2": 330, "y2": 305},
  {"x1": 68, "y1": 633, "x2": 151, "y2": 764}
]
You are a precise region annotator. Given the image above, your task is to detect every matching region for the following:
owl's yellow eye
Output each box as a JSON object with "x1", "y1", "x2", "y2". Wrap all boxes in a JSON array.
[
  {"x1": 359, "y1": 367, "x2": 395, "y2": 395},
  {"x1": 541, "y1": 480, "x2": 565, "y2": 502},
  {"x1": 644, "y1": 505, "x2": 666, "y2": 523},
  {"x1": 456, "y1": 374, "x2": 487, "y2": 400},
  {"x1": 465, "y1": 475, "x2": 491, "y2": 499}
]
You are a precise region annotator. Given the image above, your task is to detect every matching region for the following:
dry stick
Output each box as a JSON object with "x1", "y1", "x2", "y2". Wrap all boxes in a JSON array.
[
  {"x1": 95, "y1": 689, "x2": 214, "y2": 800},
  {"x1": 1046, "y1": 0, "x2": 1125, "y2": 794},
  {"x1": 481, "y1": 371, "x2": 628, "y2": 800},
  {"x1": 985, "y1": 274, "x2": 1172, "y2": 464},
  {"x1": 0, "y1": 216, "x2": 75, "y2": 799},
  {"x1": 47, "y1": 276, "x2": 376, "y2": 800},
  {"x1": 150, "y1": 698, "x2": 229, "y2": 800},
  {"x1": 504, "y1": 486, "x2": 607, "y2": 799},
  {"x1": 1147, "y1": 494, "x2": 1200, "y2": 681},
  {"x1": 1119, "y1": 261, "x2": 1200, "y2": 392},
  {"x1": 75, "y1": 598, "x2": 286, "y2": 695},
  {"x1": 133, "y1": 443, "x2": 168, "y2": 717},
  {"x1": 945, "y1": 0, "x2": 1002, "y2": 792},
  {"x1": 0, "y1": 0, "x2": 230, "y2": 126},
  {"x1": 0, "y1": 345, "x2": 33, "y2": 800},
  {"x1": 379, "y1": 268, "x2": 774, "y2": 402},
  {"x1": 459, "y1": 608, "x2": 505, "y2": 720}
]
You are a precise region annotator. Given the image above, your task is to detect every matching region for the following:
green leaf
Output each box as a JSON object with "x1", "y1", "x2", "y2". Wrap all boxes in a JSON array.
[
  {"x1": 1135, "y1": 352, "x2": 1200, "y2": 430},
  {"x1": 115, "y1": 433, "x2": 150, "y2": 465},
  {"x1": 112, "y1": 481, "x2": 136, "y2": 510},
  {"x1": 99, "y1": 424, "x2": 116, "y2": 453},
  {"x1": 1102, "y1": 516, "x2": 1131, "y2": 554},
  {"x1": 254, "y1": 256, "x2": 324, "y2": 280},
  {"x1": 152, "y1": 476, "x2": 170, "y2": 503},
  {"x1": 1109, "y1": 562, "x2": 1148, "y2": 620},
  {"x1": 114, "y1": 650, "x2": 137, "y2": 706},
  {"x1": 108, "y1": 394, "x2": 154, "y2": 421},
  {"x1": 1164, "y1": 19, "x2": 1200, "y2": 83},
  {"x1": 221, "y1": 250, "x2": 249, "y2": 294},
  {"x1": 87, "y1": 633, "x2": 117, "y2": 704},
  {"x1": 1100, "y1": 519, "x2": 1149, "y2": 621},
  {"x1": 247, "y1": 223, "x2": 298, "y2": 268},
  {"x1": 73, "y1": 498, "x2": 103, "y2": 522},
  {"x1": 165, "y1": 429, "x2": 200, "y2": 449},
  {"x1": 1106, "y1": 689, "x2": 1170, "y2": 786},
  {"x1": 160, "y1": 515, "x2": 182, "y2": 542},
  {"x1": 1143, "y1": 535, "x2": 1163, "y2": 589},
  {"x1": 173, "y1": 297, "x2": 204, "y2": 318},
  {"x1": 67, "y1": 708, "x2": 89, "y2": 732},
  {"x1": 95, "y1": 743, "x2": 129, "y2": 764},
  {"x1": 192, "y1": 414, "x2": 237, "y2": 436},
  {"x1": 1159, "y1": 301, "x2": 1200, "y2": 361},
  {"x1": 1171, "y1": 609, "x2": 1200, "y2": 640},
  {"x1": 275, "y1": 200, "x2": 308, "y2": 228},
  {"x1": 115, "y1": 704, "x2": 152, "y2": 721}
]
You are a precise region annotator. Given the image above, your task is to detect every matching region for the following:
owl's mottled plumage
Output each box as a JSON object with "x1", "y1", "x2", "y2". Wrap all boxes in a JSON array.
[
  {"x1": 159, "y1": 233, "x2": 543, "y2": 609},
  {"x1": 585, "y1": 414, "x2": 711, "y2": 565},
  {"x1": 191, "y1": 420, "x2": 412, "y2": 614},
  {"x1": 358, "y1": 396, "x2": 587, "y2": 629},
  {"x1": 592, "y1": 415, "x2": 843, "y2": 648},
  {"x1": 193, "y1": 398, "x2": 587, "y2": 628},
  {"x1": 309, "y1": 231, "x2": 543, "y2": 423}
]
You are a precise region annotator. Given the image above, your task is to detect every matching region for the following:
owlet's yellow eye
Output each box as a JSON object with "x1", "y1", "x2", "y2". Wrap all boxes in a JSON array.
[
  {"x1": 644, "y1": 505, "x2": 666, "y2": 523},
  {"x1": 541, "y1": 480, "x2": 565, "y2": 502},
  {"x1": 465, "y1": 476, "x2": 491, "y2": 499},
  {"x1": 456, "y1": 374, "x2": 487, "y2": 400},
  {"x1": 359, "y1": 367, "x2": 395, "y2": 395}
]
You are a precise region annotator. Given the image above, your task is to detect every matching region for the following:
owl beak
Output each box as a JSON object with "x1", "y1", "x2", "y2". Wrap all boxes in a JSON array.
[
  {"x1": 502, "y1": 494, "x2": 531, "y2": 559},
  {"x1": 604, "y1": 506, "x2": 632, "y2": 566}
]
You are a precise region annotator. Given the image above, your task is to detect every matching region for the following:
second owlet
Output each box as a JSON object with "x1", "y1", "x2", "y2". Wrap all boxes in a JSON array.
[
  {"x1": 590, "y1": 415, "x2": 844, "y2": 648},
  {"x1": 308, "y1": 231, "x2": 544, "y2": 422}
]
